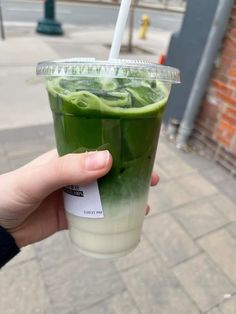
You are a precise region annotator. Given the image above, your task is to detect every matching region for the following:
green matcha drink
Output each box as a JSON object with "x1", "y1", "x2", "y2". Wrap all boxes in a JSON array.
[{"x1": 37, "y1": 59, "x2": 180, "y2": 258}]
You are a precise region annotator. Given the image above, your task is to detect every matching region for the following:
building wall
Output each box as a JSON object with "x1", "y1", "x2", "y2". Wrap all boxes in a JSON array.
[{"x1": 195, "y1": 1, "x2": 236, "y2": 171}]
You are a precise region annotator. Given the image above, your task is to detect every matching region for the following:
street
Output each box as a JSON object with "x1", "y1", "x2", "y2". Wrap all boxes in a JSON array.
[{"x1": 1, "y1": 0, "x2": 183, "y2": 32}]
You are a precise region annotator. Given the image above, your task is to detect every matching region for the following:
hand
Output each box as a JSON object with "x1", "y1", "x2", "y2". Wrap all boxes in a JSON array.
[
  {"x1": 146, "y1": 172, "x2": 159, "y2": 216},
  {"x1": 0, "y1": 150, "x2": 159, "y2": 248}
]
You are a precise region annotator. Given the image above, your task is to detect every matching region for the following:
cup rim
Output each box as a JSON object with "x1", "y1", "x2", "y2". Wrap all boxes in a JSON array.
[{"x1": 36, "y1": 58, "x2": 181, "y2": 83}]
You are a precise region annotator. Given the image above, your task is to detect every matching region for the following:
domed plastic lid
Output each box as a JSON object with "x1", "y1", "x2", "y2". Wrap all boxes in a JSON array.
[{"x1": 36, "y1": 58, "x2": 180, "y2": 83}]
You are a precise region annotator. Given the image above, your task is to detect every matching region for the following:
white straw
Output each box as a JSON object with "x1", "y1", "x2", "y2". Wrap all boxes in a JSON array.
[{"x1": 109, "y1": 0, "x2": 132, "y2": 60}]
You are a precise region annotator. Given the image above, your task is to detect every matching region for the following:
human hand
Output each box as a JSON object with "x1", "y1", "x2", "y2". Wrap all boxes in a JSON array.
[
  {"x1": 146, "y1": 172, "x2": 159, "y2": 216},
  {"x1": 0, "y1": 150, "x2": 112, "y2": 247},
  {"x1": 0, "y1": 150, "x2": 159, "y2": 248}
]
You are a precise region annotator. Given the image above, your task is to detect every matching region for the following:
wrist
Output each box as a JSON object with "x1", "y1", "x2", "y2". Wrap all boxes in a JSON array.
[
  {"x1": 0, "y1": 226, "x2": 20, "y2": 267},
  {"x1": 7, "y1": 226, "x2": 26, "y2": 248}
]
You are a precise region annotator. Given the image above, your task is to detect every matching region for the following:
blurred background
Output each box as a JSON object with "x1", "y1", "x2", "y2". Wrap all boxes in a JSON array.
[{"x1": 0, "y1": 0, "x2": 236, "y2": 313}]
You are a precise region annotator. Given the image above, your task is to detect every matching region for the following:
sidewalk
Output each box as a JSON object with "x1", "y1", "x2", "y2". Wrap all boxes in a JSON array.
[
  {"x1": 59, "y1": 0, "x2": 186, "y2": 13},
  {"x1": 0, "y1": 25, "x2": 171, "y2": 130},
  {"x1": 0, "y1": 27, "x2": 236, "y2": 314}
]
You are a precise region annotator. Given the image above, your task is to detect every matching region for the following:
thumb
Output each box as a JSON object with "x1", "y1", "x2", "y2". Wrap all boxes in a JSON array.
[{"x1": 17, "y1": 150, "x2": 112, "y2": 201}]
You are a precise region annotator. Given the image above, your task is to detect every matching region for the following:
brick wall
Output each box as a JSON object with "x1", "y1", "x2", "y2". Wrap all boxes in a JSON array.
[{"x1": 195, "y1": 1, "x2": 236, "y2": 170}]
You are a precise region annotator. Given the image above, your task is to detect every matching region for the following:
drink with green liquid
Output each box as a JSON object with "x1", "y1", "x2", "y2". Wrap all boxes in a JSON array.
[{"x1": 37, "y1": 59, "x2": 180, "y2": 258}]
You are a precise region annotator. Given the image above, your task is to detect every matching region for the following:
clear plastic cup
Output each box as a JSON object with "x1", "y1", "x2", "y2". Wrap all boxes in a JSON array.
[{"x1": 37, "y1": 58, "x2": 180, "y2": 259}]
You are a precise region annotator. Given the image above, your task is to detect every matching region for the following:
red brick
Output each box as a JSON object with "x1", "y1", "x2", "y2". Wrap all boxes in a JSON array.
[
  {"x1": 225, "y1": 106, "x2": 236, "y2": 118},
  {"x1": 219, "y1": 63, "x2": 233, "y2": 73},
  {"x1": 214, "y1": 133, "x2": 231, "y2": 147},
  {"x1": 229, "y1": 79, "x2": 236, "y2": 87},
  {"x1": 229, "y1": 18, "x2": 236, "y2": 28},
  {"x1": 211, "y1": 79, "x2": 233, "y2": 96},
  {"x1": 222, "y1": 47, "x2": 236, "y2": 59},
  {"x1": 197, "y1": 116, "x2": 218, "y2": 131},
  {"x1": 224, "y1": 37, "x2": 236, "y2": 49},
  {"x1": 196, "y1": 5, "x2": 236, "y2": 155},
  {"x1": 196, "y1": 118, "x2": 215, "y2": 131},
  {"x1": 230, "y1": 134, "x2": 236, "y2": 153},
  {"x1": 228, "y1": 28, "x2": 236, "y2": 39},
  {"x1": 197, "y1": 124, "x2": 216, "y2": 139},
  {"x1": 217, "y1": 120, "x2": 236, "y2": 134},
  {"x1": 222, "y1": 113, "x2": 236, "y2": 126},
  {"x1": 228, "y1": 69, "x2": 236, "y2": 78},
  {"x1": 212, "y1": 72, "x2": 229, "y2": 84},
  {"x1": 216, "y1": 91, "x2": 236, "y2": 106},
  {"x1": 199, "y1": 100, "x2": 219, "y2": 117},
  {"x1": 230, "y1": 7, "x2": 236, "y2": 18},
  {"x1": 220, "y1": 56, "x2": 235, "y2": 68}
]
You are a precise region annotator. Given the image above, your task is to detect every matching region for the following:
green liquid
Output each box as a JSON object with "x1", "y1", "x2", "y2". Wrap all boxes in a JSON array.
[{"x1": 47, "y1": 77, "x2": 168, "y2": 209}]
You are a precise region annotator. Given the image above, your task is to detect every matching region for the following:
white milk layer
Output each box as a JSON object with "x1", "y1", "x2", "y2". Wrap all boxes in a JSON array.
[{"x1": 65, "y1": 198, "x2": 146, "y2": 259}]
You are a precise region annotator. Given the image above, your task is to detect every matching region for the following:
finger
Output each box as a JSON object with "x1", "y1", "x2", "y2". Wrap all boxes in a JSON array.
[
  {"x1": 16, "y1": 150, "x2": 112, "y2": 201},
  {"x1": 151, "y1": 172, "x2": 159, "y2": 186},
  {"x1": 21, "y1": 149, "x2": 58, "y2": 168},
  {"x1": 145, "y1": 205, "x2": 150, "y2": 216}
]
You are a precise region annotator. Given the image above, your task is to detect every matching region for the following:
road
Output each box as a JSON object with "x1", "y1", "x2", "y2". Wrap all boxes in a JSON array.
[{"x1": 1, "y1": 0, "x2": 183, "y2": 32}]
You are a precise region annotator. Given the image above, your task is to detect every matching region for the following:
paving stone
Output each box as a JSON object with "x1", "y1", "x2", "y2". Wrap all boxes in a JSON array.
[
  {"x1": 44, "y1": 135, "x2": 56, "y2": 149},
  {"x1": 198, "y1": 230, "x2": 236, "y2": 286},
  {"x1": 178, "y1": 173, "x2": 218, "y2": 200},
  {"x1": 121, "y1": 257, "x2": 200, "y2": 314},
  {"x1": 172, "y1": 199, "x2": 228, "y2": 239},
  {"x1": 0, "y1": 125, "x2": 40, "y2": 143},
  {"x1": 0, "y1": 65, "x2": 53, "y2": 130},
  {"x1": 41, "y1": 255, "x2": 124, "y2": 313},
  {"x1": 219, "y1": 295, "x2": 236, "y2": 313},
  {"x1": 36, "y1": 123, "x2": 54, "y2": 137},
  {"x1": 200, "y1": 165, "x2": 231, "y2": 184},
  {"x1": 206, "y1": 308, "x2": 221, "y2": 314},
  {"x1": 114, "y1": 236, "x2": 156, "y2": 271},
  {"x1": 158, "y1": 155, "x2": 195, "y2": 179},
  {"x1": 153, "y1": 161, "x2": 171, "y2": 182},
  {"x1": 0, "y1": 260, "x2": 53, "y2": 314},
  {"x1": 147, "y1": 179, "x2": 192, "y2": 214},
  {"x1": 209, "y1": 194, "x2": 236, "y2": 221},
  {"x1": 9, "y1": 151, "x2": 49, "y2": 170},
  {"x1": 143, "y1": 213, "x2": 200, "y2": 266},
  {"x1": 214, "y1": 179, "x2": 236, "y2": 208},
  {"x1": 226, "y1": 222, "x2": 236, "y2": 238},
  {"x1": 156, "y1": 140, "x2": 177, "y2": 160},
  {"x1": 218, "y1": 179, "x2": 236, "y2": 205},
  {"x1": 173, "y1": 254, "x2": 235, "y2": 312},
  {"x1": 5, "y1": 245, "x2": 36, "y2": 268},
  {"x1": 79, "y1": 290, "x2": 139, "y2": 314},
  {"x1": 174, "y1": 149, "x2": 215, "y2": 171},
  {"x1": 4, "y1": 139, "x2": 48, "y2": 159},
  {"x1": 0, "y1": 144, "x2": 5, "y2": 155},
  {"x1": 34, "y1": 231, "x2": 76, "y2": 270},
  {"x1": 0, "y1": 158, "x2": 11, "y2": 173}
]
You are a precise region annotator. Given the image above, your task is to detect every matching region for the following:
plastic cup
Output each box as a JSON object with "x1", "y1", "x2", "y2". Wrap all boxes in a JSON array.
[{"x1": 37, "y1": 58, "x2": 180, "y2": 259}]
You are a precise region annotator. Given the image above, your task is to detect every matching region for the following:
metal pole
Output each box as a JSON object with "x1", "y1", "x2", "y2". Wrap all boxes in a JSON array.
[
  {"x1": 176, "y1": 0, "x2": 235, "y2": 148},
  {"x1": 36, "y1": 0, "x2": 63, "y2": 35},
  {"x1": 128, "y1": 0, "x2": 137, "y2": 53},
  {"x1": 163, "y1": 0, "x2": 168, "y2": 10},
  {"x1": 0, "y1": 0, "x2": 5, "y2": 40}
]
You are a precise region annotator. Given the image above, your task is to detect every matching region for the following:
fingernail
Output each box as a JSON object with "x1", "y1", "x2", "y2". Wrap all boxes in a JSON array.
[{"x1": 85, "y1": 150, "x2": 110, "y2": 171}]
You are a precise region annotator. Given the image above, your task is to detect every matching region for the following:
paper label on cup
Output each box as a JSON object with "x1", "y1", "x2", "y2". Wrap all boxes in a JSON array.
[{"x1": 63, "y1": 181, "x2": 104, "y2": 218}]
